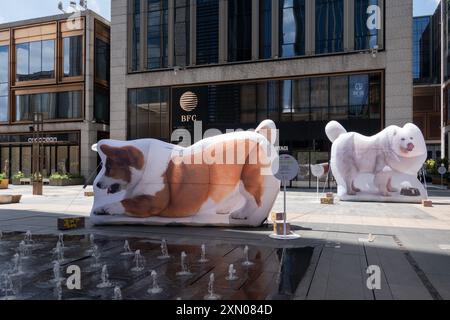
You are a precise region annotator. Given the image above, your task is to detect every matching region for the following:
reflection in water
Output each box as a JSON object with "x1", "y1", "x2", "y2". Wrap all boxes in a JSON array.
[{"x1": 271, "y1": 247, "x2": 314, "y2": 299}]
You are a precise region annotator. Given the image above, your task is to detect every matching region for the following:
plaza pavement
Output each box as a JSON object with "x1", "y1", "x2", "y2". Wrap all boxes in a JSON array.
[{"x1": 0, "y1": 184, "x2": 449, "y2": 300}]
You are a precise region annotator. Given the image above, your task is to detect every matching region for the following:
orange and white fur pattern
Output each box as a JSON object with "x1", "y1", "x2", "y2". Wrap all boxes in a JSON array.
[{"x1": 92, "y1": 120, "x2": 280, "y2": 227}]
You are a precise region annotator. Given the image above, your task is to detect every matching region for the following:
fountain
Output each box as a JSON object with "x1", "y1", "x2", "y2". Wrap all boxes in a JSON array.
[
  {"x1": 242, "y1": 246, "x2": 254, "y2": 267},
  {"x1": 58, "y1": 233, "x2": 65, "y2": 250},
  {"x1": 52, "y1": 261, "x2": 63, "y2": 284},
  {"x1": 11, "y1": 253, "x2": 24, "y2": 276},
  {"x1": 147, "y1": 270, "x2": 163, "y2": 295},
  {"x1": 157, "y1": 239, "x2": 170, "y2": 260},
  {"x1": 19, "y1": 241, "x2": 31, "y2": 259},
  {"x1": 121, "y1": 240, "x2": 134, "y2": 256},
  {"x1": 0, "y1": 273, "x2": 16, "y2": 300},
  {"x1": 91, "y1": 245, "x2": 101, "y2": 268},
  {"x1": 225, "y1": 264, "x2": 238, "y2": 281},
  {"x1": 53, "y1": 241, "x2": 65, "y2": 263},
  {"x1": 204, "y1": 273, "x2": 221, "y2": 300},
  {"x1": 131, "y1": 250, "x2": 145, "y2": 272},
  {"x1": 113, "y1": 286, "x2": 122, "y2": 300},
  {"x1": 54, "y1": 280, "x2": 62, "y2": 300},
  {"x1": 86, "y1": 234, "x2": 95, "y2": 254},
  {"x1": 97, "y1": 265, "x2": 114, "y2": 288},
  {"x1": 198, "y1": 244, "x2": 209, "y2": 263},
  {"x1": 176, "y1": 252, "x2": 192, "y2": 277},
  {"x1": 24, "y1": 230, "x2": 34, "y2": 246}
]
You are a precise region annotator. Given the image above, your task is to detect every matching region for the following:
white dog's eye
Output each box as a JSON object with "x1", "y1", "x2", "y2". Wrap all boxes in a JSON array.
[
  {"x1": 401, "y1": 138, "x2": 406, "y2": 141},
  {"x1": 410, "y1": 137, "x2": 413, "y2": 140}
]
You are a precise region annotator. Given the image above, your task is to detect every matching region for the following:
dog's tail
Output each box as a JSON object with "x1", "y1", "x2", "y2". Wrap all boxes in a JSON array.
[
  {"x1": 256, "y1": 120, "x2": 277, "y2": 144},
  {"x1": 325, "y1": 121, "x2": 347, "y2": 143}
]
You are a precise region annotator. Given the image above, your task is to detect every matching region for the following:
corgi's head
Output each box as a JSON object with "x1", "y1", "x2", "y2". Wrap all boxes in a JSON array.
[{"x1": 96, "y1": 144, "x2": 145, "y2": 194}]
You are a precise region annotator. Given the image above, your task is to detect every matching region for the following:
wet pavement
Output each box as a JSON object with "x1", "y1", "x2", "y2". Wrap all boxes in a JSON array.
[{"x1": 0, "y1": 232, "x2": 314, "y2": 300}]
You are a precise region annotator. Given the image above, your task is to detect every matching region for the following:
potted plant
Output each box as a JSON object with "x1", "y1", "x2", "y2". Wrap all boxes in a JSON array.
[
  {"x1": 0, "y1": 172, "x2": 8, "y2": 189},
  {"x1": 49, "y1": 173, "x2": 85, "y2": 186},
  {"x1": 12, "y1": 171, "x2": 25, "y2": 185}
]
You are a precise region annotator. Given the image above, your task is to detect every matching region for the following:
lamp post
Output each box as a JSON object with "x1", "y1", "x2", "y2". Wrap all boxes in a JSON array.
[
  {"x1": 441, "y1": 0, "x2": 447, "y2": 160},
  {"x1": 32, "y1": 113, "x2": 44, "y2": 196}
]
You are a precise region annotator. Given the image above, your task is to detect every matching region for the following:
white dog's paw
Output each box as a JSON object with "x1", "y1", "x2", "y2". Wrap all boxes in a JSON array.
[{"x1": 94, "y1": 202, "x2": 126, "y2": 216}]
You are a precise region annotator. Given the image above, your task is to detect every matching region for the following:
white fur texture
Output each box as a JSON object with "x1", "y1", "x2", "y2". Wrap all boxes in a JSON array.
[{"x1": 327, "y1": 121, "x2": 428, "y2": 202}]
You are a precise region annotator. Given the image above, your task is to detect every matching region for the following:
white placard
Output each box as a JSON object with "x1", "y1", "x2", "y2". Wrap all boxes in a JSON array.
[{"x1": 274, "y1": 155, "x2": 299, "y2": 182}]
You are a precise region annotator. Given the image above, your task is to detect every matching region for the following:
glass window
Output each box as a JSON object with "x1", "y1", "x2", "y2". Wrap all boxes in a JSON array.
[
  {"x1": 95, "y1": 38, "x2": 110, "y2": 83},
  {"x1": 63, "y1": 36, "x2": 83, "y2": 77},
  {"x1": 256, "y1": 82, "x2": 268, "y2": 122},
  {"x1": 29, "y1": 41, "x2": 42, "y2": 78},
  {"x1": 329, "y1": 76, "x2": 348, "y2": 119},
  {"x1": 315, "y1": 0, "x2": 344, "y2": 54},
  {"x1": 94, "y1": 86, "x2": 110, "y2": 124},
  {"x1": 16, "y1": 43, "x2": 29, "y2": 81},
  {"x1": 147, "y1": 0, "x2": 169, "y2": 69},
  {"x1": 228, "y1": 0, "x2": 252, "y2": 62},
  {"x1": 42, "y1": 40, "x2": 55, "y2": 77},
  {"x1": 280, "y1": 0, "x2": 305, "y2": 58},
  {"x1": 69, "y1": 146, "x2": 80, "y2": 175},
  {"x1": 259, "y1": 0, "x2": 272, "y2": 59},
  {"x1": 128, "y1": 87, "x2": 170, "y2": 140},
  {"x1": 292, "y1": 78, "x2": 310, "y2": 121},
  {"x1": 349, "y1": 74, "x2": 369, "y2": 118},
  {"x1": 16, "y1": 40, "x2": 55, "y2": 81},
  {"x1": 174, "y1": 0, "x2": 190, "y2": 67},
  {"x1": 58, "y1": 91, "x2": 82, "y2": 119},
  {"x1": 355, "y1": 0, "x2": 379, "y2": 50},
  {"x1": 15, "y1": 91, "x2": 81, "y2": 121},
  {"x1": 310, "y1": 77, "x2": 329, "y2": 121},
  {"x1": 240, "y1": 83, "x2": 257, "y2": 124},
  {"x1": 369, "y1": 73, "x2": 381, "y2": 119},
  {"x1": 280, "y1": 80, "x2": 293, "y2": 121},
  {"x1": 0, "y1": 45, "x2": 8, "y2": 122},
  {"x1": 196, "y1": 0, "x2": 219, "y2": 65},
  {"x1": 267, "y1": 81, "x2": 280, "y2": 121},
  {"x1": 131, "y1": 0, "x2": 141, "y2": 71}
]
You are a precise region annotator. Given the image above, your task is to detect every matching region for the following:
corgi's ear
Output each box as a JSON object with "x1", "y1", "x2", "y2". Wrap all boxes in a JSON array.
[
  {"x1": 100, "y1": 144, "x2": 115, "y2": 156},
  {"x1": 123, "y1": 146, "x2": 145, "y2": 170}
]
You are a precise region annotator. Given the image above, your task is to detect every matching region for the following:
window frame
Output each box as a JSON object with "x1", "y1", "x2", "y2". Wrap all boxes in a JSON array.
[
  {"x1": 14, "y1": 38, "x2": 57, "y2": 86},
  {"x1": 12, "y1": 84, "x2": 85, "y2": 124}
]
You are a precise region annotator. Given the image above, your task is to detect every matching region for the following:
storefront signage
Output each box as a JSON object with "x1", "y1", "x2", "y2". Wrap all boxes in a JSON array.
[{"x1": 27, "y1": 137, "x2": 58, "y2": 143}]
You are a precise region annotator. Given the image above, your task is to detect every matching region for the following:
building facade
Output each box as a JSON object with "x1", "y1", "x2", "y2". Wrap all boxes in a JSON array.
[
  {"x1": 413, "y1": 12, "x2": 442, "y2": 160},
  {"x1": 0, "y1": 10, "x2": 110, "y2": 180},
  {"x1": 110, "y1": 0, "x2": 413, "y2": 188}
]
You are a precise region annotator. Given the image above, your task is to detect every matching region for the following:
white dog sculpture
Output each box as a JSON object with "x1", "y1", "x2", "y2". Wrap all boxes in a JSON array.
[
  {"x1": 325, "y1": 121, "x2": 428, "y2": 202},
  {"x1": 90, "y1": 120, "x2": 280, "y2": 227}
]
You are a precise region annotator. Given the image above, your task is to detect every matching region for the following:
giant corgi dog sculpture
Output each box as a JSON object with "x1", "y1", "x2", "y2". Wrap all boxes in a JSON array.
[{"x1": 91, "y1": 120, "x2": 281, "y2": 227}]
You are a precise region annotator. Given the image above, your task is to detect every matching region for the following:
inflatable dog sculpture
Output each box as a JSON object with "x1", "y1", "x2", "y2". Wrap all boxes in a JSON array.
[
  {"x1": 325, "y1": 121, "x2": 428, "y2": 203},
  {"x1": 91, "y1": 120, "x2": 280, "y2": 227}
]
